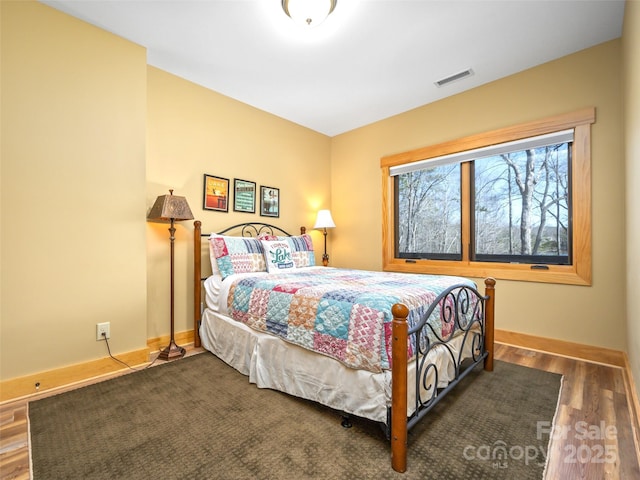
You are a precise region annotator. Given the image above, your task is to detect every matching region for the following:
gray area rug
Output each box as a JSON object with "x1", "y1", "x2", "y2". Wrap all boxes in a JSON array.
[{"x1": 29, "y1": 353, "x2": 561, "y2": 479}]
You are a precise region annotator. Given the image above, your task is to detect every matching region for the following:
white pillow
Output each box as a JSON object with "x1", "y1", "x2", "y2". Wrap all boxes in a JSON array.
[{"x1": 261, "y1": 239, "x2": 297, "y2": 273}]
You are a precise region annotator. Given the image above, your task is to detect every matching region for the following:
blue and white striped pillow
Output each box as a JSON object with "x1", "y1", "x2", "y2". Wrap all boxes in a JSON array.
[
  {"x1": 280, "y1": 234, "x2": 315, "y2": 268},
  {"x1": 209, "y1": 235, "x2": 266, "y2": 280}
]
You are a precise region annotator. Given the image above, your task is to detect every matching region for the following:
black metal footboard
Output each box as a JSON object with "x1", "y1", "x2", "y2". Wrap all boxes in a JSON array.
[
  {"x1": 404, "y1": 283, "x2": 489, "y2": 432},
  {"x1": 388, "y1": 280, "x2": 495, "y2": 474}
]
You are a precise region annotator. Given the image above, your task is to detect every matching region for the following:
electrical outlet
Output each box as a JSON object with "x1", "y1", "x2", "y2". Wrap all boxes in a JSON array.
[{"x1": 96, "y1": 322, "x2": 110, "y2": 341}]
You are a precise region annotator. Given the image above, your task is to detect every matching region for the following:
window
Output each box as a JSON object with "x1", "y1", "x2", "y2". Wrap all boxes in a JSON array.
[
  {"x1": 381, "y1": 108, "x2": 595, "y2": 285},
  {"x1": 396, "y1": 164, "x2": 462, "y2": 260},
  {"x1": 473, "y1": 141, "x2": 571, "y2": 265}
]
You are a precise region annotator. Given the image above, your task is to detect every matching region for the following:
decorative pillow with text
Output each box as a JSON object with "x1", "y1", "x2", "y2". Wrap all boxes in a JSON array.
[{"x1": 261, "y1": 239, "x2": 297, "y2": 273}]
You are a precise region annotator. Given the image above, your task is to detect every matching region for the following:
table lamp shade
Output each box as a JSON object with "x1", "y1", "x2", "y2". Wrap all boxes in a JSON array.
[{"x1": 313, "y1": 209, "x2": 336, "y2": 229}]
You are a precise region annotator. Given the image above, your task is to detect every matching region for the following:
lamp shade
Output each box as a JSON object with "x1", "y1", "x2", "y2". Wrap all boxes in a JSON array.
[
  {"x1": 147, "y1": 190, "x2": 194, "y2": 221},
  {"x1": 282, "y1": 0, "x2": 337, "y2": 27},
  {"x1": 313, "y1": 209, "x2": 336, "y2": 229}
]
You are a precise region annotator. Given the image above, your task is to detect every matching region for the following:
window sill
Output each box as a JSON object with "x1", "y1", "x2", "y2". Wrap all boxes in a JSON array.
[{"x1": 383, "y1": 259, "x2": 591, "y2": 286}]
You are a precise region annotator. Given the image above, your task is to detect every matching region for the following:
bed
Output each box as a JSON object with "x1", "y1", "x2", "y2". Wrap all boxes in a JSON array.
[{"x1": 193, "y1": 221, "x2": 495, "y2": 473}]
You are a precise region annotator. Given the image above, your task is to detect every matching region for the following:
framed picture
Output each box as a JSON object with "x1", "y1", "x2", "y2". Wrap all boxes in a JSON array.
[
  {"x1": 233, "y1": 178, "x2": 256, "y2": 213},
  {"x1": 203, "y1": 174, "x2": 229, "y2": 212},
  {"x1": 260, "y1": 186, "x2": 279, "y2": 218}
]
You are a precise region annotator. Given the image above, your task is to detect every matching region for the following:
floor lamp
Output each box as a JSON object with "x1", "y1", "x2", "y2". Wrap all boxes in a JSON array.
[
  {"x1": 147, "y1": 190, "x2": 194, "y2": 361},
  {"x1": 313, "y1": 209, "x2": 336, "y2": 267}
]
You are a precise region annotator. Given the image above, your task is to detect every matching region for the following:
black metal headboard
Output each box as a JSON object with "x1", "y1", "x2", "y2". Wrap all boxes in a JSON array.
[{"x1": 205, "y1": 222, "x2": 300, "y2": 239}]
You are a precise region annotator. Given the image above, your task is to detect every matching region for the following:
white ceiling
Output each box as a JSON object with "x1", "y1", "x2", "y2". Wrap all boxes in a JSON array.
[{"x1": 41, "y1": 0, "x2": 625, "y2": 137}]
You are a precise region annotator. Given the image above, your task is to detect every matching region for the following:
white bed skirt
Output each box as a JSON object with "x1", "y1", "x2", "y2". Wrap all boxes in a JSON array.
[{"x1": 199, "y1": 308, "x2": 478, "y2": 424}]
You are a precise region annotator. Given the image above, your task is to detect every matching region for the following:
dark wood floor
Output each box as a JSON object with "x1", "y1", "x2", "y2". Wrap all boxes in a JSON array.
[{"x1": 1, "y1": 344, "x2": 639, "y2": 479}]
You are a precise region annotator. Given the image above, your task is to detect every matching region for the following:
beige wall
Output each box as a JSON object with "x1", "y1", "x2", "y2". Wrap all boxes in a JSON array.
[
  {"x1": 331, "y1": 39, "x2": 626, "y2": 351},
  {"x1": 1, "y1": 2, "x2": 148, "y2": 380},
  {"x1": 623, "y1": 1, "x2": 640, "y2": 399},
  {"x1": 146, "y1": 67, "x2": 331, "y2": 339},
  {"x1": 0, "y1": 2, "x2": 331, "y2": 384}
]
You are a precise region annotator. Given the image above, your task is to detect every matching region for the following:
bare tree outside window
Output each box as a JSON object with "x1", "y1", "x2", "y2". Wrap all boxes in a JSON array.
[
  {"x1": 474, "y1": 143, "x2": 570, "y2": 263},
  {"x1": 396, "y1": 164, "x2": 461, "y2": 259},
  {"x1": 395, "y1": 143, "x2": 571, "y2": 265}
]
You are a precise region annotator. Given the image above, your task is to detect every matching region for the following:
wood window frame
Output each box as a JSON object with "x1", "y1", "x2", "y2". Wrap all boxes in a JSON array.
[{"x1": 380, "y1": 108, "x2": 595, "y2": 285}]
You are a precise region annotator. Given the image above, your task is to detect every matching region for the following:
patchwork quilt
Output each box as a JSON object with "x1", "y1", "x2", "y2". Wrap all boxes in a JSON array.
[{"x1": 226, "y1": 268, "x2": 477, "y2": 373}]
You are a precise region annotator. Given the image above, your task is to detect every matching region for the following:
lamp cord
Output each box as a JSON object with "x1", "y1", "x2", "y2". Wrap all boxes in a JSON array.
[{"x1": 102, "y1": 333, "x2": 160, "y2": 371}]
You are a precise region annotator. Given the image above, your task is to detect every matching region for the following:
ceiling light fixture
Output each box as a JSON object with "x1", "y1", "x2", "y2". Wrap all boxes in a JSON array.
[{"x1": 282, "y1": 0, "x2": 337, "y2": 27}]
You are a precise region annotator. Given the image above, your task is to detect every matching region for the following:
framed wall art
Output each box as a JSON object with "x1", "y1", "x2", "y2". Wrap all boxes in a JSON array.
[
  {"x1": 203, "y1": 174, "x2": 229, "y2": 212},
  {"x1": 233, "y1": 178, "x2": 256, "y2": 213},
  {"x1": 260, "y1": 186, "x2": 279, "y2": 218}
]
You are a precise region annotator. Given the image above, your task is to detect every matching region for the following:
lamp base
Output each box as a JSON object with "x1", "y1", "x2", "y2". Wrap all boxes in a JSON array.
[
  {"x1": 157, "y1": 341, "x2": 186, "y2": 361},
  {"x1": 322, "y1": 253, "x2": 329, "y2": 267}
]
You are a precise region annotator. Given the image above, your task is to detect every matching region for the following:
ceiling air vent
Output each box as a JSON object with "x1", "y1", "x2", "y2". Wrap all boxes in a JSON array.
[{"x1": 435, "y1": 68, "x2": 474, "y2": 87}]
